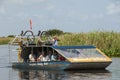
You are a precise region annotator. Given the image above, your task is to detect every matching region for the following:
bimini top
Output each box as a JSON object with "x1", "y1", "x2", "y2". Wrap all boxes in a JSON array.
[
  {"x1": 51, "y1": 45, "x2": 111, "y2": 63},
  {"x1": 52, "y1": 45, "x2": 96, "y2": 49}
]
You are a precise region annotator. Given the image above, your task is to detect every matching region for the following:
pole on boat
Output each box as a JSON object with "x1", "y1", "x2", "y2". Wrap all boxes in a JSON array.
[
  {"x1": 8, "y1": 44, "x2": 11, "y2": 64},
  {"x1": 42, "y1": 47, "x2": 45, "y2": 70},
  {"x1": 30, "y1": 19, "x2": 32, "y2": 30}
]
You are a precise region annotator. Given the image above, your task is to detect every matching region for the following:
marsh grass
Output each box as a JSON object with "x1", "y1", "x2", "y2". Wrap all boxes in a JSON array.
[
  {"x1": 58, "y1": 31, "x2": 120, "y2": 57},
  {"x1": 0, "y1": 31, "x2": 120, "y2": 57}
]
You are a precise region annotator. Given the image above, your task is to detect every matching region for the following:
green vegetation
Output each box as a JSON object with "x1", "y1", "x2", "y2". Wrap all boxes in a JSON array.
[
  {"x1": 0, "y1": 31, "x2": 120, "y2": 57},
  {"x1": 7, "y1": 35, "x2": 15, "y2": 37},
  {"x1": 58, "y1": 31, "x2": 120, "y2": 57},
  {"x1": 47, "y1": 29, "x2": 64, "y2": 36},
  {"x1": 0, "y1": 37, "x2": 12, "y2": 44}
]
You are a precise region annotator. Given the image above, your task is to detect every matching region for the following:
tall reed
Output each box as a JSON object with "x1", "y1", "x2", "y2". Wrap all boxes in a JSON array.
[{"x1": 58, "y1": 31, "x2": 120, "y2": 57}]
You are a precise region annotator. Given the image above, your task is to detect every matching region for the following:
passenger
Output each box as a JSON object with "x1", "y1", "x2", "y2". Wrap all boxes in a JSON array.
[
  {"x1": 42, "y1": 54, "x2": 47, "y2": 61},
  {"x1": 51, "y1": 53, "x2": 56, "y2": 61},
  {"x1": 37, "y1": 52, "x2": 47, "y2": 61},
  {"x1": 52, "y1": 36, "x2": 59, "y2": 46},
  {"x1": 46, "y1": 51, "x2": 52, "y2": 61},
  {"x1": 37, "y1": 52, "x2": 43, "y2": 61},
  {"x1": 37, "y1": 38, "x2": 44, "y2": 46},
  {"x1": 58, "y1": 55, "x2": 65, "y2": 61},
  {"x1": 29, "y1": 52, "x2": 35, "y2": 62},
  {"x1": 54, "y1": 53, "x2": 58, "y2": 60}
]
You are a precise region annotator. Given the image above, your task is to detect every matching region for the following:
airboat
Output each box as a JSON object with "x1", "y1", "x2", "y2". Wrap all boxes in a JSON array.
[{"x1": 9, "y1": 30, "x2": 112, "y2": 70}]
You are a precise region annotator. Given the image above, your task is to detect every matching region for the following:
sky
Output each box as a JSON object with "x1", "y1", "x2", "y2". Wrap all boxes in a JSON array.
[{"x1": 0, "y1": 0, "x2": 120, "y2": 36}]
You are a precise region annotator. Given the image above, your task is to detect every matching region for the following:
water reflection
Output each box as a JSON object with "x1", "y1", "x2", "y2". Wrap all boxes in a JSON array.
[
  {"x1": 18, "y1": 69, "x2": 65, "y2": 80},
  {"x1": 15, "y1": 69, "x2": 111, "y2": 80}
]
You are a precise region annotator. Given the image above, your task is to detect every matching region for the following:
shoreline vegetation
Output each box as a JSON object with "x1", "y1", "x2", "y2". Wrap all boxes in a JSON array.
[
  {"x1": 0, "y1": 37, "x2": 12, "y2": 44},
  {"x1": 0, "y1": 31, "x2": 120, "y2": 57}
]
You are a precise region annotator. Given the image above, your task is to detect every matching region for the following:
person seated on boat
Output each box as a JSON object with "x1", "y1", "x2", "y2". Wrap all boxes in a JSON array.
[
  {"x1": 37, "y1": 52, "x2": 43, "y2": 61},
  {"x1": 52, "y1": 36, "x2": 59, "y2": 46},
  {"x1": 29, "y1": 52, "x2": 35, "y2": 62},
  {"x1": 58, "y1": 55, "x2": 65, "y2": 61},
  {"x1": 37, "y1": 38, "x2": 44, "y2": 46},
  {"x1": 37, "y1": 52, "x2": 47, "y2": 61},
  {"x1": 51, "y1": 53, "x2": 57, "y2": 61},
  {"x1": 46, "y1": 51, "x2": 52, "y2": 61}
]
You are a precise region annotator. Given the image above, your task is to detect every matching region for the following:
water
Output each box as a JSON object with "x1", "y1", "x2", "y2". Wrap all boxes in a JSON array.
[{"x1": 0, "y1": 45, "x2": 120, "y2": 80}]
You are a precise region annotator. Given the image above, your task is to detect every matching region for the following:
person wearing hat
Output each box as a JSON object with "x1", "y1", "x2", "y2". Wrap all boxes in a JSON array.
[{"x1": 53, "y1": 36, "x2": 59, "y2": 46}]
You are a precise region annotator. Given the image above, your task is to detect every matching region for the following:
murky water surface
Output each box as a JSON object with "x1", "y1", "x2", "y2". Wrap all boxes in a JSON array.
[{"x1": 0, "y1": 45, "x2": 120, "y2": 80}]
